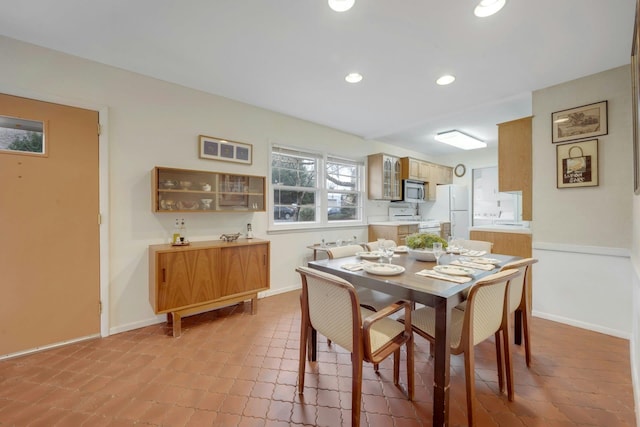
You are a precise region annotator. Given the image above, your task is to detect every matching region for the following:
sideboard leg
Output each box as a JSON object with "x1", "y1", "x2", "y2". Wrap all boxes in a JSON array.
[
  {"x1": 251, "y1": 295, "x2": 258, "y2": 315},
  {"x1": 172, "y1": 312, "x2": 182, "y2": 337}
]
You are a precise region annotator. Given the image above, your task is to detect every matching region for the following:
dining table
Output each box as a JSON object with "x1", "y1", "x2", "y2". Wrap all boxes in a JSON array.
[{"x1": 307, "y1": 250, "x2": 520, "y2": 427}]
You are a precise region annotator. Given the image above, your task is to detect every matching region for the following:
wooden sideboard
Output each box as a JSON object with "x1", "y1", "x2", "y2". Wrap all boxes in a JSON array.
[{"x1": 149, "y1": 238, "x2": 270, "y2": 337}]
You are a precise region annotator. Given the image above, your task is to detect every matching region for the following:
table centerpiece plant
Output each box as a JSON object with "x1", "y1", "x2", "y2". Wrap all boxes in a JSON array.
[{"x1": 405, "y1": 233, "x2": 448, "y2": 261}]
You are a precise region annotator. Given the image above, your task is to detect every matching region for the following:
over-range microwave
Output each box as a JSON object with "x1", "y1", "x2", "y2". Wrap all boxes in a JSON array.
[{"x1": 402, "y1": 179, "x2": 426, "y2": 203}]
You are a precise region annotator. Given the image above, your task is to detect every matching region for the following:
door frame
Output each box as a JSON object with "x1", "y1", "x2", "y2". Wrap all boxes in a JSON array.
[{"x1": 0, "y1": 86, "x2": 111, "y2": 342}]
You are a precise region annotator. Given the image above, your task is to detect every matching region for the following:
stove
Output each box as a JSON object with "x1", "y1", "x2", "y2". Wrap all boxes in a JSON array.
[
  {"x1": 389, "y1": 207, "x2": 442, "y2": 236},
  {"x1": 388, "y1": 206, "x2": 420, "y2": 222}
]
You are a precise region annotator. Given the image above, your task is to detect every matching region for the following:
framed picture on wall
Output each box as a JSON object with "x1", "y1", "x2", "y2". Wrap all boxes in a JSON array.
[
  {"x1": 556, "y1": 139, "x2": 599, "y2": 188},
  {"x1": 551, "y1": 101, "x2": 608, "y2": 143},
  {"x1": 199, "y1": 135, "x2": 253, "y2": 165}
]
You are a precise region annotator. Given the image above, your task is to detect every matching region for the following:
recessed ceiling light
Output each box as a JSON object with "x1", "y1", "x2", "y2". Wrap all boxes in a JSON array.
[
  {"x1": 436, "y1": 75, "x2": 456, "y2": 85},
  {"x1": 474, "y1": 0, "x2": 506, "y2": 17},
  {"x1": 435, "y1": 130, "x2": 487, "y2": 150},
  {"x1": 328, "y1": 0, "x2": 355, "y2": 12},
  {"x1": 345, "y1": 72, "x2": 363, "y2": 83}
]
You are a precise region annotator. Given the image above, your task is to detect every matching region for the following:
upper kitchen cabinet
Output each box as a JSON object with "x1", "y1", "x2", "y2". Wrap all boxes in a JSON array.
[
  {"x1": 400, "y1": 157, "x2": 452, "y2": 201},
  {"x1": 152, "y1": 166, "x2": 266, "y2": 213},
  {"x1": 427, "y1": 163, "x2": 453, "y2": 200},
  {"x1": 401, "y1": 157, "x2": 430, "y2": 181},
  {"x1": 368, "y1": 153, "x2": 402, "y2": 200},
  {"x1": 498, "y1": 117, "x2": 532, "y2": 221}
]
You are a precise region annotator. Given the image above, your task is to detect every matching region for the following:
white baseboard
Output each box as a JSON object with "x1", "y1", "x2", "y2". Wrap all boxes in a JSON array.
[
  {"x1": 109, "y1": 285, "x2": 302, "y2": 336},
  {"x1": 0, "y1": 333, "x2": 101, "y2": 361},
  {"x1": 259, "y1": 284, "x2": 300, "y2": 298},
  {"x1": 533, "y1": 310, "x2": 631, "y2": 340}
]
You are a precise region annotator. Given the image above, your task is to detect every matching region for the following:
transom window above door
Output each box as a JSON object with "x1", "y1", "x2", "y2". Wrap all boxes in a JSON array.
[{"x1": 0, "y1": 115, "x2": 45, "y2": 155}]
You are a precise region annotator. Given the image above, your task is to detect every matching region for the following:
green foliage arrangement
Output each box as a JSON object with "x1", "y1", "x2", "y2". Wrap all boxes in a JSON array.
[
  {"x1": 405, "y1": 233, "x2": 448, "y2": 250},
  {"x1": 8, "y1": 131, "x2": 43, "y2": 153}
]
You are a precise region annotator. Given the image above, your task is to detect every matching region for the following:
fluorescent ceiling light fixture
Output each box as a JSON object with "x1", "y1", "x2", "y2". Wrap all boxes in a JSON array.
[
  {"x1": 474, "y1": 0, "x2": 506, "y2": 17},
  {"x1": 435, "y1": 130, "x2": 487, "y2": 150},
  {"x1": 328, "y1": 0, "x2": 355, "y2": 12},
  {"x1": 436, "y1": 74, "x2": 455, "y2": 85},
  {"x1": 345, "y1": 72, "x2": 363, "y2": 83}
]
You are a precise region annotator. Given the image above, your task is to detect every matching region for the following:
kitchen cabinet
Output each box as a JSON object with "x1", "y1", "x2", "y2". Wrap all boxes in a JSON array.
[
  {"x1": 498, "y1": 117, "x2": 532, "y2": 220},
  {"x1": 401, "y1": 157, "x2": 431, "y2": 181},
  {"x1": 400, "y1": 158, "x2": 452, "y2": 200},
  {"x1": 149, "y1": 239, "x2": 270, "y2": 337},
  {"x1": 470, "y1": 228, "x2": 532, "y2": 308},
  {"x1": 368, "y1": 153, "x2": 402, "y2": 201},
  {"x1": 469, "y1": 229, "x2": 531, "y2": 258},
  {"x1": 368, "y1": 223, "x2": 419, "y2": 245},
  {"x1": 152, "y1": 166, "x2": 266, "y2": 213}
]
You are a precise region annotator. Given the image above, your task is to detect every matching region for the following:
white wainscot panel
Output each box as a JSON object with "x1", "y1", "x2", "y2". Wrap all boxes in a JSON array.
[{"x1": 532, "y1": 243, "x2": 631, "y2": 339}]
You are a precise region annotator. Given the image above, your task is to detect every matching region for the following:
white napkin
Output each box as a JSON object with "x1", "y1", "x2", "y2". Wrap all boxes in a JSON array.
[
  {"x1": 416, "y1": 269, "x2": 472, "y2": 283},
  {"x1": 341, "y1": 263, "x2": 364, "y2": 271},
  {"x1": 451, "y1": 260, "x2": 495, "y2": 271},
  {"x1": 464, "y1": 250, "x2": 487, "y2": 257}
]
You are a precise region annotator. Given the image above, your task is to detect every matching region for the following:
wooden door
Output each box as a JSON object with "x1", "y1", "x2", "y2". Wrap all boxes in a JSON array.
[{"x1": 0, "y1": 93, "x2": 100, "y2": 356}]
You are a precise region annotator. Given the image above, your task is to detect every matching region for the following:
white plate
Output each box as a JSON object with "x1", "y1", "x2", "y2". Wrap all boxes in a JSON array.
[
  {"x1": 394, "y1": 246, "x2": 408, "y2": 253},
  {"x1": 362, "y1": 263, "x2": 406, "y2": 276},
  {"x1": 356, "y1": 251, "x2": 383, "y2": 260},
  {"x1": 433, "y1": 265, "x2": 476, "y2": 276},
  {"x1": 470, "y1": 257, "x2": 501, "y2": 265}
]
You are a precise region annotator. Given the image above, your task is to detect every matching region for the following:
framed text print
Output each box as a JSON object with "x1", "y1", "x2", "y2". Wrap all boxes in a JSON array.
[{"x1": 556, "y1": 139, "x2": 598, "y2": 188}]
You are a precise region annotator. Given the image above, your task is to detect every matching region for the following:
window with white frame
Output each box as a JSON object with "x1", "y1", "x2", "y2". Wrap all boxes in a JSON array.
[{"x1": 270, "y1": 145, "x2": 364, "y2": 227}]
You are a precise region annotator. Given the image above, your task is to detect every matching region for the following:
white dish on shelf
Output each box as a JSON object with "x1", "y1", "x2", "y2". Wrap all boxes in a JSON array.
[
  {"x1": 362, "y1": 263, "x2": 405, "y2": 276},
  {"x1": 356, "y1": 251, "x2": 383, "y2": 260},
  {"x1": 177, "y1": 200, "x2": 199, "y2": 210},
  {"x1": 433, "y1": 265, "x2": 476, "y2": 276}
]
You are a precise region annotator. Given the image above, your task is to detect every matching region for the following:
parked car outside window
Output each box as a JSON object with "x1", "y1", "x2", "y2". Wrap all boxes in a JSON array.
[{"x1": 274, "y1": 206, "x2": 296, "y2": 220}]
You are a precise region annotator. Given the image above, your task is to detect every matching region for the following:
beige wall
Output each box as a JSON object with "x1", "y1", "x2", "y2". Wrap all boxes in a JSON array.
[
  {"x1": 533, "y1": 66, "x2": 632, "y2": 247},
  {"x1": 0, "y1": 35, "x2": 431, "y2": 334}
]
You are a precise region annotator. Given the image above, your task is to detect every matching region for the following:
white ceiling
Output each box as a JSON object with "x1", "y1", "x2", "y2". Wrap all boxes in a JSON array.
[{"x1": 0, "y1": 0, "x2": 635, "y2": 156}]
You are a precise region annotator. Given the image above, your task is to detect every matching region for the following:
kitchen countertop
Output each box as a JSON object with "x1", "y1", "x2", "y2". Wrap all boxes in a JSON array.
[{"x1": 470, "y1": 225, "x2": 532, "y2": 234}]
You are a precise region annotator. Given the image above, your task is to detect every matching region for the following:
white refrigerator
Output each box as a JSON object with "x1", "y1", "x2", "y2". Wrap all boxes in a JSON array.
[{"x1": 423, "y1": 184, "x2": 470, "y2": 239}]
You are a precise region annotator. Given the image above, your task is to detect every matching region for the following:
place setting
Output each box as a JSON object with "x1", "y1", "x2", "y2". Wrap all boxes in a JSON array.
[{"x1": 415, "y1": 242, "x2": 475, "y2": 283}]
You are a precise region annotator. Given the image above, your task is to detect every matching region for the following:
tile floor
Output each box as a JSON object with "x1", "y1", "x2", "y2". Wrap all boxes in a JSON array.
[{"x1": 0, "y1": 290, "x2": 635, "y2": 426}]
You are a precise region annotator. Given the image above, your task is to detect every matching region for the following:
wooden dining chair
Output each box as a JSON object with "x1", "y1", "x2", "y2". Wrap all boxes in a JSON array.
[
  {"x1": 498, "y1": 257, "x2": 539, "y2": 368},
  {"x1": 365, "y1": 239, "x2": 396, "y2": 252},
  {"x1": 325, "y1": 244, "x2": 366, "y2": 259},
  {"x1": 296, "y1": 266, "x2": 414, "y2": 427},
  {"x1": 458, "y1": 239, "x2": 493, "y2": 252},
  {"x1": 326, "y1": 245, "x2": 399, "y2": 313},
  {"x1": 402, "y1": 269, "x2": 521, "y2": 426}
]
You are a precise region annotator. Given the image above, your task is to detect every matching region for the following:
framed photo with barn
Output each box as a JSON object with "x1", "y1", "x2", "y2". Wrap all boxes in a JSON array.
[
  {"x1": 556, "y1": 139, "x2": 598, "y2": 188},
  {"x1": 551, "y1": 101, "x2": 608, "y2": 143},
  {"x1": 199, "y1": 135, "x2": 253, "y2": 165}
]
